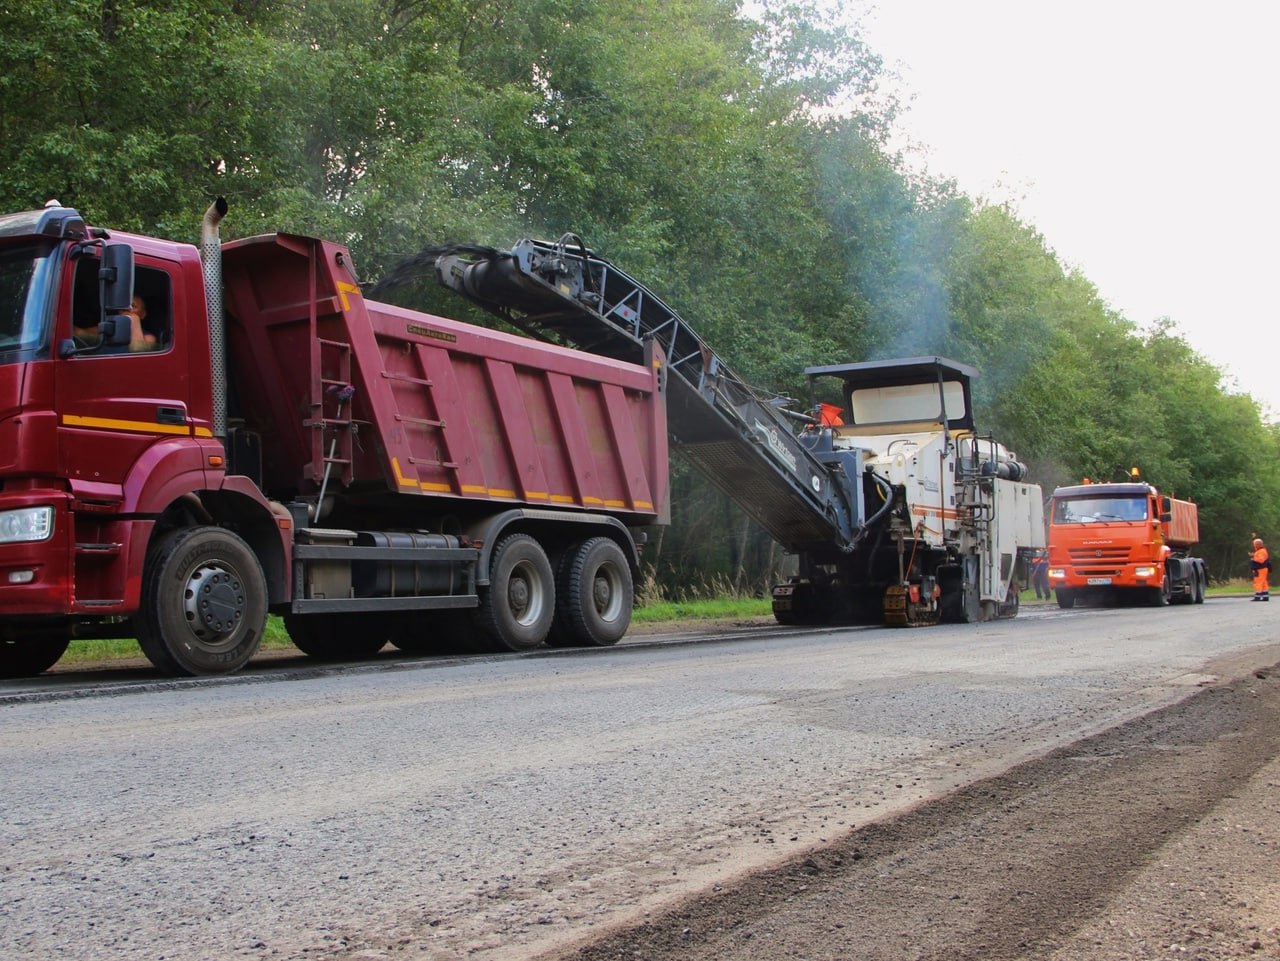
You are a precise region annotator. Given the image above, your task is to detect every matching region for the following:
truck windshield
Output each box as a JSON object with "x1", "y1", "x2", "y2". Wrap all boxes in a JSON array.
[
  {"x1": 0, "y1": 243, "x2": 54, "y2": 362},
  {"x1": 1053, "y1": 496, "x2": 1147, "y2": 524},
  {"x1": 850, "y1": 380, "x2": 966, "y2": 425}
]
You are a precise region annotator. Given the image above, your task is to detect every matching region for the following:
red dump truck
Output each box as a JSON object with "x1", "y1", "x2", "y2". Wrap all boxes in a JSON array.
[
  {"x1": 1046, "y1": 476, "x2": 1208, "y2": 607},
  {"x1": 0, "y1": 200, "x2": 667, "y2": 677}
]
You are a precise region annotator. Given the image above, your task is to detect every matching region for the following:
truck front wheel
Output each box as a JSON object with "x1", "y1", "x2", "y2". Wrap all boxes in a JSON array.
[
  {"x1": 1147, "y1": 573, "x2": 1172, "y2": 607},
  {"x1": 0, "y1": 635, "x2": 70, "y2": 679},
  {"x1": 554, "y1": 537, "x2": 633, "y2": 646},
  {"x1": 476, "y1": 534, "x2": 554, "y2": 651},
  {"x1": 136, "y1": 527, "x2": 268, "y2": 676}
]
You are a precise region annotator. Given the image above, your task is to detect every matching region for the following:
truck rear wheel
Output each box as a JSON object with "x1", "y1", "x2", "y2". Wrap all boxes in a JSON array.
[
  {"x1": 0, "y1": 635, "x2": 71, "y2": 678},
  {"x1": 553, "y1": 537, "x2": 633, "y2": 646},
  {"x1": 476, "y1": 534, "x2": 554, "y2": 651},
  {"x1": 136, "y1": 527, "x2": 267, "y2": 676},
  {"x1": 286, "y1": 613, "x2": 388, "y2": 660}
]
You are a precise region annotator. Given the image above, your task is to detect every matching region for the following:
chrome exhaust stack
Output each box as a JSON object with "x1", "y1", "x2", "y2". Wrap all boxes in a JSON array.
[{"x1": 199, "y1": 197, "x2": 229, "y2": 440}]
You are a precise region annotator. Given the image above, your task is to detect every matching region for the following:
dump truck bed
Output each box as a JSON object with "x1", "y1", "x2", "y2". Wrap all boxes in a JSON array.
[
  {"x1": 1166, "y1": 497, "x2": 1199, "y2": 548},
  {"x1": 221, "y1": 233, "x2": 667, "y2": 522}
]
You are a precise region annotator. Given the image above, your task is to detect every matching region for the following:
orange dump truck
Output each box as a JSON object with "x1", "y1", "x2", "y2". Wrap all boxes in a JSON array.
[{"x1": 1047, "y1": 479, "x2": 1208, "y2": 607}]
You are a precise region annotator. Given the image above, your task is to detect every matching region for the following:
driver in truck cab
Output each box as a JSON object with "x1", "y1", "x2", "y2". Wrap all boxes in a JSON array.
[{"x1": 73, "y1": 294, "x2": 158, "y2": 352}]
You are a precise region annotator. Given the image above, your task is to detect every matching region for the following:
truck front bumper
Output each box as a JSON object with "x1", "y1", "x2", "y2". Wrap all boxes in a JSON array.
[
  {"x1": 1048, "y1": 565, "x2": 1159, "y2": 590},
  {"x1": 0, "y1": 492, "x2": 74, "y2": 615}
]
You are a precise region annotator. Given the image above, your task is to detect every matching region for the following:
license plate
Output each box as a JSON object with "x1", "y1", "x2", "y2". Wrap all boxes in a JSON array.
[{"x1": 1087, "y1": 577, "x2": 1112, "y2": 585}]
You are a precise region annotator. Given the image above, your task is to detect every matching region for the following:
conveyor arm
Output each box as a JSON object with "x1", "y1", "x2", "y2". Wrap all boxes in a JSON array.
[{"x1": 432, "y1": 235, "x2": 862, "y2": 552}]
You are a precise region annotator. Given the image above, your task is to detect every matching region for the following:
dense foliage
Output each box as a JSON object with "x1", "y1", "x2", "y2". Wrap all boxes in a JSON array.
[{"x1": 3, "y1": 0, "x2": 1274, "y2": 586}]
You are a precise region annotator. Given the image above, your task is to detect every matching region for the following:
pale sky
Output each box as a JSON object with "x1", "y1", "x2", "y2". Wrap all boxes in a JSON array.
[{"x1": 850, "y1": 0, "x2": 1280, "y2": 416}]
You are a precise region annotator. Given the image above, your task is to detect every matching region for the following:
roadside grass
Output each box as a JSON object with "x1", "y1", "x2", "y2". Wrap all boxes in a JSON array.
[
  {"x1": 60, "y1": 596, "x2": 773, "y2": 666},
  {"x1": 632, "y1": 595, "x2": 772, "y2": 623},
  {"x1": 64, "y1": 616, "x2": 296, "y2": 665},
  {"x1": 1207, "y1": 578, "x2": 1254, "y2": 596},
  {"x1": 1022, "y1": 577, "x2": 1254, "y2": 602},
  {"x1": 57, "y1": 579, "x2": 1258, "y2": 666}
]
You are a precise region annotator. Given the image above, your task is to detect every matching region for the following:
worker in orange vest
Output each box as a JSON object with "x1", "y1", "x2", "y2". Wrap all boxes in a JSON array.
[
  {"x1": 1250, "y1": 536, "x2": 1270, "y2": 601},
  {"x1": 815, "y1": 402, "x2": 844, "y2": 427}
]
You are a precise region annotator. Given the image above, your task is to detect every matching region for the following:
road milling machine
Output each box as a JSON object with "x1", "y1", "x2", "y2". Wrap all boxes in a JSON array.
[{"x1": 429, "y1": 235, "x2": 1045, "y2": 626}]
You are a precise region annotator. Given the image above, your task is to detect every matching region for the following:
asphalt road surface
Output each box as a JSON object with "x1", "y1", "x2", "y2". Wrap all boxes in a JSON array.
[{"x1": 1, "y1": 599, "x2": 1277, "y2": 961}]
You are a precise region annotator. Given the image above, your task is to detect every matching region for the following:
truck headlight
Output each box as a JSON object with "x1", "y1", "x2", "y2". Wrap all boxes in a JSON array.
[
  {"x1": 0, "y1": 506, "x2": 54, "y2": 544},
  {"x1": 1134, "y1": 566, "x2": 1155, "y2": 577},
  {"x1": 1048, "y1": 568, "x2": 1065, "y2": 579}
]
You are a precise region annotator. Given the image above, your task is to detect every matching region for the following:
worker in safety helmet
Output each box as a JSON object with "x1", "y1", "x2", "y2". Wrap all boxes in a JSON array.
[{"x1": 1249, "y1": 536, "x2": 1270, "y2": 602}]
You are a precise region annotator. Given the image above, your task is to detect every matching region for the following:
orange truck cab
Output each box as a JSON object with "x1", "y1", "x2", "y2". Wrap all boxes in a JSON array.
[{"x1": 1047, "y1": 479, "x2": 1208, "y2": 608}]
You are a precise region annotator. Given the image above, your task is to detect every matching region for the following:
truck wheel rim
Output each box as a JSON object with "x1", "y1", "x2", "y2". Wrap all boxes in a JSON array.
[
  {"x1": 508, "y1": 560, "x2": 545, "y2": 627},
  {"x1": 183, "y1": 563, "x2": 246, "y2": 641},
  {"x1": 593, "y1": 567, "x2": 624, "y2": 621}
]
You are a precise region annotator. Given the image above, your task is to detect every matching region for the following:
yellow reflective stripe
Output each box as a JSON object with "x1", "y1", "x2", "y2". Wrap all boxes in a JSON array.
[
  {"x1": 390, "y1": 456, "x2": 418, "y2": 488},
  {"x1": 389, "y1": 457, "x2": 650, "y2": 509},
  {"x1": 62, "y1": 414, "x2": 189, "y2": 436},
  {"x1": 337, "y1": 281, "x2": 360, "y2": 311}
]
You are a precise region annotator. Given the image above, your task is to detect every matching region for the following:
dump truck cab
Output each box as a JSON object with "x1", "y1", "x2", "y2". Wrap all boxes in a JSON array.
[
  {"x1": 1047, "y1": 479, "x2": 1207, "y2": 607},
  {"x1": 0, "y1": 204, "x2": 288, "y2": 677}
]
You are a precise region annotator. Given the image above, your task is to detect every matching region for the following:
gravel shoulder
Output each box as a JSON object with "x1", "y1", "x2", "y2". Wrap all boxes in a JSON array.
[{"x1": 544, "y1": 655, "x2": 1280, "y2": 961}]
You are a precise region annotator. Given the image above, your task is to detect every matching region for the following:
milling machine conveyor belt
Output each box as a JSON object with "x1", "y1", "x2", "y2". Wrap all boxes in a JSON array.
[{"x1": 433, "y1": 235, "x2": 859, "y2": 552}]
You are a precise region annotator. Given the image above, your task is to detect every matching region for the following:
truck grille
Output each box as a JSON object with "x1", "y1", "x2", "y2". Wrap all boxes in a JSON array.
[{"x1": 1068, "y1": 545, "x2": 1130, "y2": 577}]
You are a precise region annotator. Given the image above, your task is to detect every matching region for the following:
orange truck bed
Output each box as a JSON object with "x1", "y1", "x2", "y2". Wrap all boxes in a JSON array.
[{"x1": 1165, "y1": 497, "x2": 1199, "y2": 548}]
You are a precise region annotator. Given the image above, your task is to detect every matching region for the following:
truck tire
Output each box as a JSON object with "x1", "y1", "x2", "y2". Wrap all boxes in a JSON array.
[
  {"x1": 286, "y1": 613, "x2": 388, "y2": 660},
  {"x1": 1193, "y1": 565, "x2": 1207, "y2": 604},
  {"x1": 553, "y1": 537, "x2": 633, "y2": 646},
  {"x1": 772, "y1": 579, "x2": 830, "y2": 625},
  {"x1": 1147, "y1": 573, "x2": 1171, "y2": 607},
  {"x1": 997, "y1": 581, "x2": 1020, "y2": 618},
  {"x1": 0, "y1": 635, "x2": 70, "y2": 679},
  {"x1": 136, "y1": 526, "x2": 268, "y2": 676},
  {"x1": 940, "y1": 556, "x2": 981, "y2": 623},
  {"x1": 476, "y1": 534, "x2": 554, "y2": 651},
  {"x1": 1055, "y1": 589, "x2": 1075, "y2": 609}
]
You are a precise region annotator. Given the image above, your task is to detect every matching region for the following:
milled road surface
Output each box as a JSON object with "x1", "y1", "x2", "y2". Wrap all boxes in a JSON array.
[
  {"x1": 1, "y1": 600, "x2": 1277, "y2": 960},
  {"x1": 553, "y1": 653, "x2": 1280, "y2": 961}
]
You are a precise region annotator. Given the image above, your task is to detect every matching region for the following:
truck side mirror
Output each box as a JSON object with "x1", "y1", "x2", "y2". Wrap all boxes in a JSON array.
[
  {"x1": 100, "y1": 243, "x2": 134, "y2": 313},
  {"x1": 1158, "y1": 495, "x2": 1172, "y2": 523},
  {"x1": 99, "y1": 314, "x2": 134, "y2": 345}
]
